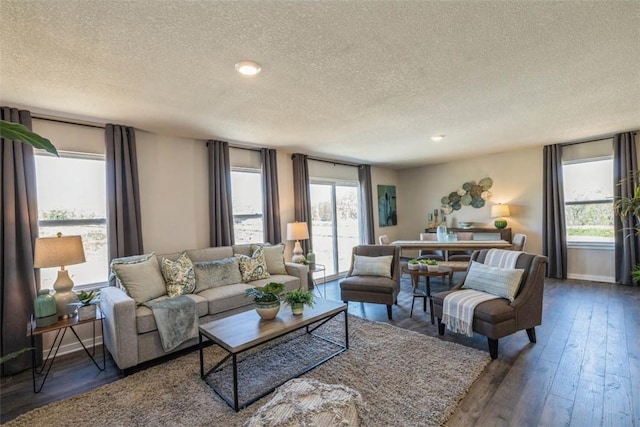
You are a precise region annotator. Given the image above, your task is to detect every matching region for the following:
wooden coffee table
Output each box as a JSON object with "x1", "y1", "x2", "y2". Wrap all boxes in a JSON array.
[
  {"x1": 198, "y1": 298, "x2": 348, "y2": 411},
  {"x1": 402, "y1": 266, "x2": 452, "y2": 324}
]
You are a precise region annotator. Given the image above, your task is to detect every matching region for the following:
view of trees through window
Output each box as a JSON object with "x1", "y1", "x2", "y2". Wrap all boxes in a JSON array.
[
  {"x1": 35, "y1": 154, "x2": 108, "y2": 288},
  {"x1": 563, "y1": 158, "x2": 614, "y2": 242},
  {"x1": 310, "y1": 182, "x2": 359, "y2": 276},
  {"x1": 231, "y1": 169, "x2": 264, "y2": 244}
]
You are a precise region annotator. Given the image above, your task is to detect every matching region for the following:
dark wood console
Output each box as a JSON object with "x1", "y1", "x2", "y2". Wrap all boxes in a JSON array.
[{"x1": 424, "y1": 227, "x2": 512, "y2": 242}]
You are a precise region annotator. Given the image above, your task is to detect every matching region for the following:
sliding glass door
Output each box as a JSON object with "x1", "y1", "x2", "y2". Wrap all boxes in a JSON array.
[{"x1": 310, "y1": 181, "x2": 359, "y2": 276}]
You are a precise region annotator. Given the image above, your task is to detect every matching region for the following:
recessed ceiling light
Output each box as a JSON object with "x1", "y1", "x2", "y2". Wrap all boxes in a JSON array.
[
  {"x1": 430, "y1": 135, "x2": 445, "y2": 141},
  {"x1": 235, "y1": 60, "x2": 262, "y2": 76}
]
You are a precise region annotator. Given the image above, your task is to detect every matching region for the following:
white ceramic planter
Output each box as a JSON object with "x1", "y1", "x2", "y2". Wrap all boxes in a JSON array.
[
  {"x1": 426, "y1": 264, "x2": 439, "y2": 272},
  {"x1": 77, "y1": 304, "x2": 97, "y2": 321},
  {"x1": 408, "y1": 263, "x2": 419, "y2": 270},
  {"x1": 255, "y1": 301, "x2": 281, "y2": 320}
]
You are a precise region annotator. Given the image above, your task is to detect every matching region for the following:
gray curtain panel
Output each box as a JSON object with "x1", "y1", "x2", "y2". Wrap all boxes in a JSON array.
[
  {"x1": 613, "y1": 131, "x2": 639, "y2": 286},
  {"x1": 542, "y1": 144, "x2": 567, "y2": 279},
  {"x1": 106, "y1": 124, "x2": 143, "y2": 260},
  {"x1": 208, "y1": 140, "x2": 234, "y2": 246},
  {"x1": 261, "y1": 148, "x2": 281, "y2": 244},
  {"x1": 291, "y1": 153, "x2": 312, "y2": 254},
  {"x1": 1, "y1": 107, "x2": 42, "y2": 375},
  {"x1": 358, "y1": 164, "x2": 375, "y2": 244}
]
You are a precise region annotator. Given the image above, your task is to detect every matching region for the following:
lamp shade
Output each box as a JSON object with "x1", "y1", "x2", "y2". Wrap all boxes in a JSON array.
[
  {"x1": 490, "y1": 204, "x2": 511, "y2": 218},
  {"x1": 286, "y1": 222, "x2": 309, "y2": 241},
  {"x1": 34, "y1": 234, "x2": 86, "y2": 268}
]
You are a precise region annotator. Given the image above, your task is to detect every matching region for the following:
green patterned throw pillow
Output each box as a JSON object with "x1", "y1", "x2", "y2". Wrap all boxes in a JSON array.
[
  {"x1": 161, "y1": 252, "x2": 196, "y2": 297},
  {"x1": 235, "y1": 247, "x2": 271, "y2": 282}
]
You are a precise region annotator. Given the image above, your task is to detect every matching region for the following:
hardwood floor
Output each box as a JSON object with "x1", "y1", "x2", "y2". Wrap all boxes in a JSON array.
[{"x1": 1, "y1": 274, "x2": 638, "y2": 426}]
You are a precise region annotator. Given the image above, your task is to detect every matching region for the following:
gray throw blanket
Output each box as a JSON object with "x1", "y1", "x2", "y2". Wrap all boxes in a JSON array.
[{"x1": 144, "y1": 295, "x2": 198, "y2": 352}]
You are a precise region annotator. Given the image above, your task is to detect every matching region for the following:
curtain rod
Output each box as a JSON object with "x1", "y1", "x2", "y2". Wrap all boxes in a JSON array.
[
  {"x1": 32, "y1": 115, "x2": 105, "y2": 130},
  {"x1": 229, "y1": 144, "x2": 260, "y2": 152},
  {"x1": 297, "y1": 154, "x2": 361, "y2": 168},
  {"x1": 559, "y1": 130, "x2": 638, "y2": 147}
]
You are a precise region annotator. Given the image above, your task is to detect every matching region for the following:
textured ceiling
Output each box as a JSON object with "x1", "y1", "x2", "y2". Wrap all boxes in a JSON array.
[{"x1": 1, "y1": 1, "x2": 639, "y2": 168}]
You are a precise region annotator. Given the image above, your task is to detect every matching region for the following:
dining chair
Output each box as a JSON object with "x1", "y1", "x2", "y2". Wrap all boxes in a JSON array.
[{"x1": 512, "y1": 233, "x2": 527, "y2": 251}]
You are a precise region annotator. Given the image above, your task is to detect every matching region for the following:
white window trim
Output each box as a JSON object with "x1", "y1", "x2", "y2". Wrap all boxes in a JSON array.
[{"x1": 566, "y1": 241, "x2": 615, "y2": 250}]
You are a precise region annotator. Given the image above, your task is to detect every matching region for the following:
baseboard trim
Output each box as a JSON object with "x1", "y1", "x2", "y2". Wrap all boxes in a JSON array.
[
  {"x1": 567, "y1": 273, "x2": 615, "y2": 284},
  {"x1": 42, "y1": 335, "x2": 104, "y2": 359}
]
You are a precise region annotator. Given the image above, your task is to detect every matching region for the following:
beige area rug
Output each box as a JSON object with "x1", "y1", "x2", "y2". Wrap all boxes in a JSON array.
[{"x1": 5, "y1": 315, "x2": 490, "y2": 427}]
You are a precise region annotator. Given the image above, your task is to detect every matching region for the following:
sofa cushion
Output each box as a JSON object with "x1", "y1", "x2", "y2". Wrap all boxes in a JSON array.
[
  {"x1": 193, "y1": 257, "x2": 243, "y2": 293},
  {"x1": 111, "y1": 253, "x2": 167, "y2": 305},
  {"x1": 186, "y1": 246, "x2": 234, "y2": 262},
  {"x1": 248, "y1": 274, "x2": 301, "y2": 291},
  {"x1": 236, "y1": 247, "x2": 271, "y2": 282},
  {"x1": 109, "y1": 253, "x2": 154, "y2": 289},
  {"x1": 198, "y1": 283, "x2": 255, "y2": 314},
  {"x1": 351, "y1": 255, "x2": 393, "y2": 278},
  {"x1": 462, "y1": 261, "x2": 524, "y2": 302},
  {"x1": 232, "y1": 244, "x2": 253, "y2": 257},
  {"x1": 251, "y1": 243, "x2": 287, "y2": 275},
  {"x1": 135, "y1": 294, "x2": 209, "y2": 334},
  {"x1": 160, "y1": 252, "x2": 196, "y2": 297}
]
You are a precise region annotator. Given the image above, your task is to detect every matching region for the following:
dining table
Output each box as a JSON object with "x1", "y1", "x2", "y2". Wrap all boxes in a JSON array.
[{"x1": 390, "y1": 239, "x2": 513, "y2": 261}]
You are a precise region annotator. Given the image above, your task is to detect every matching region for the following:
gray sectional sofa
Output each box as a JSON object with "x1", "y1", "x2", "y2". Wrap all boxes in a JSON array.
[{"x1": 100, "y1": 244, "x2": 308, "y2": 370}]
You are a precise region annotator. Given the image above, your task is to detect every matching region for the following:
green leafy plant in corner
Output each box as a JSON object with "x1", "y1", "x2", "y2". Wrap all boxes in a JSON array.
[
  {"x1": 614, "y1": 172, "x2": 640, "y2": 283},
  {"x1": 244, "y1": 282, "x2": 286, "y2": 303},
  {"x1": 0, "y1": 347, "x2": 34, "y2": 365},
  {"x1": 0, "y1": 120, "x2": 58, "y2": 156},
  {"x1": 284, "y1": 288, "x2": 315, "y2": 308}
]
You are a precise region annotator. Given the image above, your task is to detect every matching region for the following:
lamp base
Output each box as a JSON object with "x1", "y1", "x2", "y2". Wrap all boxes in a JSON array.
[
  {"x1": 494, "y1": 219, "x2": 508, "y2": 229},
  {"x1": 291, "y1": 240, "x2": 306, "y2": 264},
  {"x1": 53, "y1": 269, "x2": 78, "y2": 319}
]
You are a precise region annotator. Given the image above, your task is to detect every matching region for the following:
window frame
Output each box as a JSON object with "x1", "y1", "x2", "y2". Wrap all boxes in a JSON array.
[
  {"x1": 35, "y1": 150, "x2": 109, "y2": 290},
  {"x1": 230, "y1": 167, "x2": 264, "y2": 244},
  {"x1": 562, "y1": 155, "x2": 614, "y2": 249}
]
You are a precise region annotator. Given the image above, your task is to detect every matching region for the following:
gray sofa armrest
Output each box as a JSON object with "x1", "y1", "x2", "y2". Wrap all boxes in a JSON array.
[
  {"x1": 284, "y1": 262, "x2": 309, "y2": 290},
  {"x1": 100, "y1": 286, "x2": 138, "y2": 370}
]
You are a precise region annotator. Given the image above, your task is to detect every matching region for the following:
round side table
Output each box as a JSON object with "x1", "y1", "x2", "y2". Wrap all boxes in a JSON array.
[{"x1": 402, "y1": 266, "x2": 452, "y2": 324}]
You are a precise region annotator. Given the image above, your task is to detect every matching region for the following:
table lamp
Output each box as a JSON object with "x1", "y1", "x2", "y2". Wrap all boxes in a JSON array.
[
  {"x1": 286, "y1": 222, "x2": 309, "y2": 263},
  {"x1": 491, "y1": 204, "x2": 511, "y2": 229},
  {"x1": 34, "y1": 233, "x2": 86, "y2": 319}
]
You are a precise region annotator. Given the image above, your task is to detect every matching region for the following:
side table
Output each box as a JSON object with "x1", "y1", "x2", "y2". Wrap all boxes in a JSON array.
[
  {"x1": 401, "y1": 266, "x2": 452, "y2": 324},
  {"x1": 309, "y1": 264, "x2": 327, "y2": 299},
  {"x1": 28, "y1": 307, "x2": 106, "y2": 393}
]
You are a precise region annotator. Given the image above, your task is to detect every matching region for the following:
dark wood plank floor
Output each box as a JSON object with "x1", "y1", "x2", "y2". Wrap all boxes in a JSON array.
[{"x1": 1, "y1": 273, "x2": 638, "y2": 426}]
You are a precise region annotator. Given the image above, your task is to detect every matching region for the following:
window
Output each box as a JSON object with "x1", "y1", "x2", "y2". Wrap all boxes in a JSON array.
[
  {"x1": 231, "y1": 169, "x2": 264, "y2": 244},
  {"x1": 310, "y1": 181, "x2": 360, "y2": 276},
  {"x1": 563, "y1": 157, "x2": 614, "y2": 243},
  {"x1": 35, "y1": 152, "x2": 108, "y2": 289}
]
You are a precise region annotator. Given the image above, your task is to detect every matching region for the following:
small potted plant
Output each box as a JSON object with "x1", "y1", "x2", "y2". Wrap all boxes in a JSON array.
[
  {"x1": 75, "y1": 290, "x2": 99, "y2": 320},
  {"x1": 408, "y1": 259, "x2": 419, "y2": 270},
  {"x1": 284, "y1": 288, "x2": 315, "y2": 315},
  {"x1": 418, "y1": 259, "x2": 429, "y2": 270},
  {"x1": 245, "y1": 282, "x2": 286, "y2": 320},
  {"x1": 425, "y1": 258, "x2": 439, "y2": 272}
]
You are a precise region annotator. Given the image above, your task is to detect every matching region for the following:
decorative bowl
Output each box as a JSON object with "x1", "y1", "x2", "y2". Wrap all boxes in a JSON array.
[{"x1": 458, "y1": 222, "x2": 474, "y2": 229}]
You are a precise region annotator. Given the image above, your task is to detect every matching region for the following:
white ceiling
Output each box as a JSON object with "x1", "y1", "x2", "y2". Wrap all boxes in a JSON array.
[{"x1": 1, "y1": 1, "x2": 639, "y2": 169}]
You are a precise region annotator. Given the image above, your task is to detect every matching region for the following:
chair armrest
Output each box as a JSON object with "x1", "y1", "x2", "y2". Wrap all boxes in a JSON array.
[
  {"x1": 285, "y1": 262, "x2": 309, "y2": 290},
  {"x1": 99, "y1": 286, "x2": 138, "y2": 370}
]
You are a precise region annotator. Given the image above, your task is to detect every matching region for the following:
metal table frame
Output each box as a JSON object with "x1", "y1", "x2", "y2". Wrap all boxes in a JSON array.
[{"x1": 199, "y1": 304, "x2": 348, "y2": 412}]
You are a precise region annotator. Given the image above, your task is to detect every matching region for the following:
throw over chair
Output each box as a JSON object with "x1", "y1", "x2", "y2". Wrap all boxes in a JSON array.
[
  {"x1": 340, "y1": 245, "x2": 401, "y2": 320},
  {"x1": 432, "y1": 249, "x2": 547, "y2": 359}
]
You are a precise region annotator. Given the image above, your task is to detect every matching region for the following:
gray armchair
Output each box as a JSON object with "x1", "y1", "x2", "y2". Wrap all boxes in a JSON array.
[
  {"x1": 432, "y1": 249, "x2": 547, "y2": 359},
  {"x1": 340, "y1": 245, "x2": 401, "y2": 320}
]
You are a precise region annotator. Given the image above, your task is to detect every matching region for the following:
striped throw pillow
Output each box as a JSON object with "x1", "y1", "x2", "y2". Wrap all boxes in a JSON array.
[{"x1": 462, "y1": 261, "x2": 525, "y2": 302}]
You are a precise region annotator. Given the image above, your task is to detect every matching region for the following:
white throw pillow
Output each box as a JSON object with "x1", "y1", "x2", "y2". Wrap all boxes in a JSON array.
[
  {"x1": 251, "y1": 243, "x2": 287, "y2": 275},
  {"x1": 111, "y1": 253, "x2": 167, "y2": 304},
  {"x1": 351, "y1": 255, "x2": 393, "y2": 278},
  {"x1": 462, "y1": 261, "x2": 525, "y2": 302}
]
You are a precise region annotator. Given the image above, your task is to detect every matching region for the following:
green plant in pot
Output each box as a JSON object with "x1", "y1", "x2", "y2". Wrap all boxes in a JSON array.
[
  {"x1": 75, "y1": 290, "x2": 99, "y2": 320},
  {"x1": 614, "y1": 175, "x2": 640, "y2": 283},
  {"x1": 245, "y1": 282, "x2": 286, "y2": 320},
  {"x1": 284, "y1": 288, "x2": 315, "y2": 315},
  {"x1": 408, "y1": 259, "x2": 419, "y2": 270},
  {"x1": 424, "y1": 258, "x2": 439, "y2": 271}
]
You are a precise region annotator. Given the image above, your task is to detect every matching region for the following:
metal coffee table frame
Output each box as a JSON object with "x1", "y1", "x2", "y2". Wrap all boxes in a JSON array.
[{"x1": 199, "y1": 300, "x2": 348, "y2": 412}]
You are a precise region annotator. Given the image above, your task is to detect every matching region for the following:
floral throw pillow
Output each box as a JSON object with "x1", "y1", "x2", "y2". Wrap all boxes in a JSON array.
[
  {"x1": 235, "y1": 247, "x2": 271, "y2": 282},
  {"x1": 161, "y1": 252, "x2": 196, "y2": 297}
]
